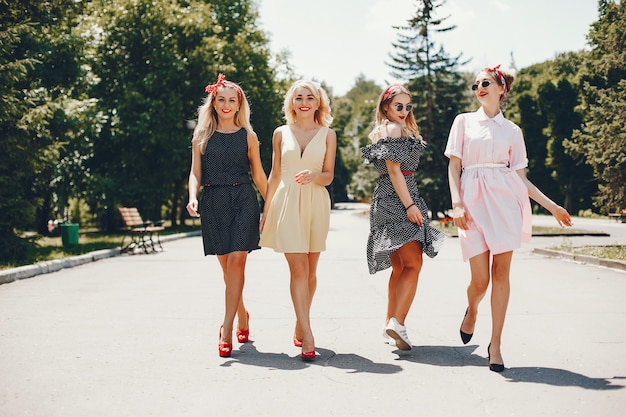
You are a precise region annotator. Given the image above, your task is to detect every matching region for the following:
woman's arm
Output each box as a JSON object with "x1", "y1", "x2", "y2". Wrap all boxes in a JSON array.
[
  {"x1": 186, "y1": 143, "x2": 203, "y2": 217},
  {"x1": 516, "y1": 168, "x2": 573, "y2": 227},
  {"x1": 386, "y1": 159, "x2": 423, "y2": 226},
  {"x1": 448, "y1": 156, "x2": 469, "y2": 230},
  {"x1": 259, "y1": 128, "x2": 283, "y2": 232},
  {"x1": 247, "y1": 131, "x2": 268, "y2": 199}
]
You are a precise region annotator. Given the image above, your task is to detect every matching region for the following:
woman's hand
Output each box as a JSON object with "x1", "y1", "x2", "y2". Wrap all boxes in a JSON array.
[
  {"x1": 551, "y1": 205, "x2": 573, "y2": 227},
  {"x1": 451, "y1": 206, "x2": 469, "y2": 230},
  {"x1": 259, "y1": 213, "x2": 266, "y2": 233},
  {"x1": 186, "y1": 198, "x2": 199, "y2": 217},
  {"x1": 406, "y1": 205, "x2": 424, "y2": 226},
  {"x1": 295, "y1": 169, "x2": 315, "y2": 185}
]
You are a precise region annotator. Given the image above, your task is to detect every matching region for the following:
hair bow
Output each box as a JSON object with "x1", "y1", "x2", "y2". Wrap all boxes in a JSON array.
[
  {"x1": 382, "y1": 84, "x2": 404, "y2": 102},
  {"x1": 485, "y1": 64, "x2": 507, "y2": 92},
  {"x1": 205, "y1": 73, "x2": 226, "y2": 95}
]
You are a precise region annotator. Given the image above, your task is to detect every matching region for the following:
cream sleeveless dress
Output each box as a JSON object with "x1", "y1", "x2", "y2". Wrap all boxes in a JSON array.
[{"x1": 260, "y1": 126, "x2": 331, "y2": 253}]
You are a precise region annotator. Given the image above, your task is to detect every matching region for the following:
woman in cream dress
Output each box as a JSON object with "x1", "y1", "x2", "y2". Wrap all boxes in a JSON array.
[{"x1": 260, "y1": 80, "x2": 336, "y2": 361}]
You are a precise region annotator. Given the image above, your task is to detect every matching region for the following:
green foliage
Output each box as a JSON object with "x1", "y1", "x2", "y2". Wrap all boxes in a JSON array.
[
  {"x1": 568, "y1": 0, "x2": 626, "y2": 213},
  {"x1": 508, "y1": 54, "x2": 597, "y2": 214},
  {"x1": 84, "y1": 0, "x2": 282, "y2": 230},
  {"x1": 331, "y1": 76, "x2": 381, "y2": 200},
  {"x1": 387, "y1": 0, "x2": 471, "y2": 215}
]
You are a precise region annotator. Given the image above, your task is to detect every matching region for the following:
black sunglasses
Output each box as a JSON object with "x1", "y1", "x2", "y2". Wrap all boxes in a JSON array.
[
  {"x1": 471, "y1": 80, "x2": 492, "y2": 91},
  {"x1": 394, "y1": 104, "x2": 413, "y2": 111}
]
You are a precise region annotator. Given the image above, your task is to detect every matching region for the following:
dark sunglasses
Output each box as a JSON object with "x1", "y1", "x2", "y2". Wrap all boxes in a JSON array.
[
  {"x1": 394, "y1": 104, "x2": 413, "y2": 111},
  {"x1": 471, "y1": 80, "x2": 492, "y2": 91}
]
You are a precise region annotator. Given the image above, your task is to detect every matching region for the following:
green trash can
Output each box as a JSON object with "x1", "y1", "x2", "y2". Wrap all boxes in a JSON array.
[{"x1": 61, "y1": 223, "x2": 79, "y2": 246}]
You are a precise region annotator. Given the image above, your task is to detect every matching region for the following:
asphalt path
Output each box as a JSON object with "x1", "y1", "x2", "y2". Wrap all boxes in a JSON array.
[{"x1": 0, "y1": 203, "x2": 624, "y2": 417}]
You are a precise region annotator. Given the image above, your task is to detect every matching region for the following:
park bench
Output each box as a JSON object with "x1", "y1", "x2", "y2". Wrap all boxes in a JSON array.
[
  {"x1": 608, "y1": 209, "x2": 626, "y2": 222},
  {"x1": 117, "y1": 207, "x2": 165, "y2": 253}
]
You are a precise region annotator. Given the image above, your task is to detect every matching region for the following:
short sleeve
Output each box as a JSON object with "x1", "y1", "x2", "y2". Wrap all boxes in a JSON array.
[
  {"x1": 361, "y1": 137, "x2": 421, "y2": 164},
  {"x1": 509, "y1": 124, "x2": 528, "y2": 170},
  {"x1": 444, "y1": 114, "x2": 465, "y2": 159}
]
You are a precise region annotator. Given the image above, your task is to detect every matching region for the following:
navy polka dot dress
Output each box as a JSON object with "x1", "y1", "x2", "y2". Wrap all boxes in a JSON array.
[
  {"x1": 200, "y1": 128, "x2": 261, "y2": 255},
  {"x1": 361, "y1": 137, "x2": 445, "y2": 274}
]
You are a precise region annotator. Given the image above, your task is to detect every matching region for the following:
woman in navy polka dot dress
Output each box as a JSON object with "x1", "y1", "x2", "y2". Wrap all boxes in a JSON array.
[
  {"x1": 187, "y1": 74, "x2": 267, "y2": 358},
  {"x1": 361, "y1": 84, "x2": 445, "y2": 351}
]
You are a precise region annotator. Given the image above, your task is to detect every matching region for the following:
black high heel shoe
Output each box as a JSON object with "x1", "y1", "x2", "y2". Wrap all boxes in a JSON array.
[
  {"x1": 487, "y1": 343, "x2": 505, "y2": 372},
  {"x1": 460, "y1": 308, "x2": 473, "y2": 345}
]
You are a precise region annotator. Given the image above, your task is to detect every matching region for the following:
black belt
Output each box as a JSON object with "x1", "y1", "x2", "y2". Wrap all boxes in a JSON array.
[{"x1": 204, "y1": 182, "x2": 247, "y2": 187}]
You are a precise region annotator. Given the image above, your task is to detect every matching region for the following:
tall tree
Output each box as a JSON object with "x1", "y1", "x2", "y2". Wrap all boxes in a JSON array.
[
  {"x1": 568, "y1": 0, "x2": 626, "y2": 213},
  {"x1": 0, "y1": 22, "x2": 40, "y2": 261},
  {"x1": 85, "y1": 0, "x2": 282, "y2": 229},
  {"x1": 332, "y1": 75, "x2": 381, "y2": 201},
  {"x1": 387, "y1": 0, "x2": 470, "y2": 215},
  {"x1": 0, "y1": 0, "x2": 89, "y2": 261},
  {"x1": 509, "y1": 55, "x2": 597, "y2": 215}
]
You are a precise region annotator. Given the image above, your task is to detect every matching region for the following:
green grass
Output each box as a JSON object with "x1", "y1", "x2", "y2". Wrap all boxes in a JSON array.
[
  {"x1": 433, "y1": 222, "x2": 599, "y2": 238},
  {"x1": 1, "y1": 220, "x2": 201, "y2": 271},
  {"x1": 550, "y1": 244, "x2": 626, "y2": 262}
]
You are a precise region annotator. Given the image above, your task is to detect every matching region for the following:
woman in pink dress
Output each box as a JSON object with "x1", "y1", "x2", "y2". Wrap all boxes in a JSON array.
[{"x1": 445, "y1": 65, "x2": 572, "y2": 372}]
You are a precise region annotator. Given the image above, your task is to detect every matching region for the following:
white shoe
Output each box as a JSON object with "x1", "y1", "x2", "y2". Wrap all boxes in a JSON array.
[
  {"x1": 382, "y1": 323, "x2": 396, "y2": 346},
  {"x1": 385, "y1": 317, "x2": 412, "y2": 350}
]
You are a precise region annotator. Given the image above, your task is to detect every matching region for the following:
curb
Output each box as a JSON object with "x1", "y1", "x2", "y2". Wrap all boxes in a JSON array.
[
  {"x1": 532, "y1": 247, "x2": 626, "y2": 272},
  {"x1": 0, "y1": 231, "x2": 201, "y2": 285}
]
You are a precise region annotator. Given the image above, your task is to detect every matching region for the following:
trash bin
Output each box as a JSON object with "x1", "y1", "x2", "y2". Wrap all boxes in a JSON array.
[{"x1": 60, "y1": 223, "x2": 79, "y2": 246}]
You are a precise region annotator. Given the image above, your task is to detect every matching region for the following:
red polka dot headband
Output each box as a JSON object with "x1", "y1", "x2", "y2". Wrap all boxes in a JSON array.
[
  {"x1": 485, "y1": 64, "x2": 507, "y2": 92},
  {"x1": 205, "y1": 73, "x2": 243, "y2": 101},
  {"x1": 381, "y1": 84, "x2": 405, "y2": 102}
]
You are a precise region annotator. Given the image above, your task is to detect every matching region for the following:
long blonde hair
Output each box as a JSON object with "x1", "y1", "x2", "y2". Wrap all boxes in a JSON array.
[
  {"x1": 368, "y1": 84, "x2": 420, "y2": 142},
  {"x1": 283, "y1": 80, "x2": 333, "y2": 126},
  {"x1": 191, "y1": 76, "x2": 253, "y2": 154}
]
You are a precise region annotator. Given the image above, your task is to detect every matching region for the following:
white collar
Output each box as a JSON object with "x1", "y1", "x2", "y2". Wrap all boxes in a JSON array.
[{"x1": 476, "y1": 107, "x2": 505, "y2": 126}]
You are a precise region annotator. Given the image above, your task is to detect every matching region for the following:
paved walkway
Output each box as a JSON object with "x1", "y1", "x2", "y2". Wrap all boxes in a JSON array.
[{"x1": 0, "y1": 204, "x2": 625, "y2": 417}]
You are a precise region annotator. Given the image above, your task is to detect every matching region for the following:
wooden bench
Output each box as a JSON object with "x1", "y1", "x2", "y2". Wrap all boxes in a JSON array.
[
  {"x1": 118, "y1": 207, "x2": 165, "y2": 253},
  {"x1": 608, "y1": 209, "x2": 626, "y2": 222}
]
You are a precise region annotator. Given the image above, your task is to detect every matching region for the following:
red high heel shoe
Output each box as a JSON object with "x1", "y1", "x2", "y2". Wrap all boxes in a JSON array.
[
  {"x1": 236, "y1": 311, "x2": 250, "y2": 343},
  {"x1": 218, "y1": 326, "x2": 232, "y2": 358},
  {"x1": 301, "y1": 350, "x2": 316, "y2": 361},
  {"x1": 293, "y1": 338, "x2": 303, "y2": 347}
]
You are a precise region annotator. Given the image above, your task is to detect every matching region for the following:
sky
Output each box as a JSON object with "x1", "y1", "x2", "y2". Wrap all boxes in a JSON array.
[{"x1": 256, "y1": 0, "x2": 600, "y2": 96}]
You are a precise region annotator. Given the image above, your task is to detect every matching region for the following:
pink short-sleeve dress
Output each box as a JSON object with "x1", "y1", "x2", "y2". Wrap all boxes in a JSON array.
[{"x1": 444, "y1": 108, "x2": 532, "y2": 261}]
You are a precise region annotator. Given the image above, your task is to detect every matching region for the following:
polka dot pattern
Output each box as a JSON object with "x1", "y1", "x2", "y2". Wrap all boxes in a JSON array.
[
  {"x1": 200, "y1": 129, "x2": 261, "y2": 255},
  {"x1": 361, "y1": 137, "x2": 445, "y2": 274}
]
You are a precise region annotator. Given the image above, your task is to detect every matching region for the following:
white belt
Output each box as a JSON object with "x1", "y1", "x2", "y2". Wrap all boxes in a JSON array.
[{"x1": 463, "y1": 163, "x2": 508, "y2": 170}]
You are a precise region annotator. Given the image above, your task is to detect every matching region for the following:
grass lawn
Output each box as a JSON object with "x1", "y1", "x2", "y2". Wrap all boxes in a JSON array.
[
  {"x1": 548, "y1": 244, "x2": 626, "y2": 262},
  {"x1": 1, "y1": 220, "x2": 201, "y2": 271}
]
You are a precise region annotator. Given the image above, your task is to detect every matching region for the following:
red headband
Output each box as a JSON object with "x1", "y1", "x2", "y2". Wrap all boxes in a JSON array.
[
  {"x1": 204, "y1": 73, "x2": 243, "y2": 101},
  {"x1": 382, "y1": 84, "x2": 404, "y2": 102},
  {"x1": 205, "y1": 73, "x2": 226, "y2": 95},
  {"x1": 485, "y1": 65, "x2": 507, "y2": 92}
]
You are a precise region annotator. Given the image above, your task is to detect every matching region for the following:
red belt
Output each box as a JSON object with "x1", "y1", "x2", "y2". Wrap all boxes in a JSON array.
[{"x1": 380, "y1": 171, "x2": 413, "y2": 177}]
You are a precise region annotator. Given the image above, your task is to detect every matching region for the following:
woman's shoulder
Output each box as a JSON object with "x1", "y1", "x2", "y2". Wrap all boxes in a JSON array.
[
  {"x1": 246, "y1": 129, "x2": 259, "y2": 142},
  {"x1": 369, "y1": 121, "x2": 404, "y2": 143}
]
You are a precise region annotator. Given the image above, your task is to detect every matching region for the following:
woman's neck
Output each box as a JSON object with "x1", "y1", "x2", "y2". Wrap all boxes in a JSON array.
[
  {"x1": 217, "y1": 120, "x2": 238, "y2": 132},
  {"x1": 293, "y1": 119, "x2": 319, "y2": 130},
  {"x1": 482, "y1": 104, "x2": 501, "y2": 119}
]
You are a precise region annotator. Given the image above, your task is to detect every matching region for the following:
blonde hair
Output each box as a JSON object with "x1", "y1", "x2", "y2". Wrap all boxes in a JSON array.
[
  {"x1": 368, "y1": 84, "x2": 421, "y2": 142},
  {"x1": 283, "y1": 80, "x2": 333, "y2": 126},
  {"x1": 191, "y1": 79, "x2": 253, "y2": 154}
]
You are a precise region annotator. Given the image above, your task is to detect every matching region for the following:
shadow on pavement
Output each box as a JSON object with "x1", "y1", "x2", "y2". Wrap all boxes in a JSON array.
[
  {"x1": 390, "y1": 344, "x2": 624, "y2": 390},
  {"x1": 217, "y1": 343, "x2": 402, "y2": 374},
  {"x1": 500, "y1": 367, "x2": 625, "y2": 390}
]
